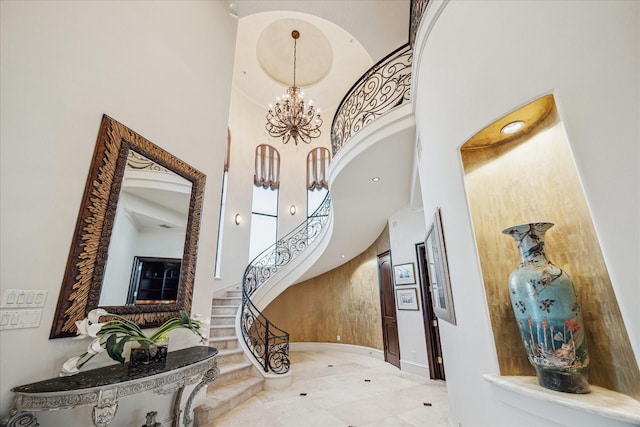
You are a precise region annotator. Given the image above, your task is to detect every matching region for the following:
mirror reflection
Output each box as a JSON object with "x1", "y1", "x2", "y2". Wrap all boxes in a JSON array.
[
  {"x1": 99, "y1": 151, "x2": 192, "y2": 306},
  {"x1": 50, "y1": 115, "x2": 205, "y2": 339}
]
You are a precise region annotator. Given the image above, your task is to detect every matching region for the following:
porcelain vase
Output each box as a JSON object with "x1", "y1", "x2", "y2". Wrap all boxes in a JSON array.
[{"x1": 502, "y1": 222, "x2": 590, "y2": 393}]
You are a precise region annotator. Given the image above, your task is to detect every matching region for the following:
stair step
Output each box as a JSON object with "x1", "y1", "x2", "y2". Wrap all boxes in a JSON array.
[
  {"x1": 212, "y1": 297, "x2": 241, "y2": 306},
  {"x1": 210, "y1": 325, "x2": 236, "y2": 337},
  {"x1": 208, "y1": 336, "x2": 238, "y2": 349},
  {"x1": 225, "y1": 290, "x2": 242, "y2": 298},
  {"x1": 210, "y1": 314, "x2": 236, "y2": 326},
  {"x1": 210, "y1": 305, "x2": 238, "y2": 316},
  {"x1": 194, "y1": 376, "x2": 263, "y2": 425},
  {"x1": 210, "y1": 362, "x2": 254, "y2": 390},
  {"x1": 215, "y1": 348, "x2": 246, "y2": 364}
]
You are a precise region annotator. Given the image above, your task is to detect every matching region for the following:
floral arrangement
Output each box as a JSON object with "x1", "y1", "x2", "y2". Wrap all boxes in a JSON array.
[{"x1": 60, "y1": 308, "x2": 207, "y2": 376}]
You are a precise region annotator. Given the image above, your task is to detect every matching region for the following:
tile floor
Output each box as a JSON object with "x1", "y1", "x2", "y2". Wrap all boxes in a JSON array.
[{"x1": 204, "y1": 350, "x2": 450, "y2": 427}]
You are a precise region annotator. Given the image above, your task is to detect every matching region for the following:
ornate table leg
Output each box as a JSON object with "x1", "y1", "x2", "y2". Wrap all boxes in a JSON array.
[
  {"x1": 171, "y1": 386, "x2": 184, "y2": 427},
  {"x1": 1, "y1": 408, "x2": 39, "y2": 427},
  {"x1": 92, "y1": 388, "x2": 118, "y2": 427},
  {"x1": 182, "y1": 364, "x2": 219, "y2": 426}
]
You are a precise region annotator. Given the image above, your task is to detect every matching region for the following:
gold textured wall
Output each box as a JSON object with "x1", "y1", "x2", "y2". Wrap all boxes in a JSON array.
[
  {"x1": 262, "y1": 225, "x2": 390, "y2": 350},
  {"x1": 461, "y1": 103, "x2": 640, "y2": 399}
]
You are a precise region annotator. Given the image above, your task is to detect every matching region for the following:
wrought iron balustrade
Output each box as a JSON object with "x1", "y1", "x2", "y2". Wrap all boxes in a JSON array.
[
  {"x1": 331, "y1": 43, "x2": 413, "y2": 156},
  {"x1": 240, "y1": 193, "x2": 332, "y2": 374},
  {"x1": 410, "y1": 0, "x2": 430, "y2": 49}
]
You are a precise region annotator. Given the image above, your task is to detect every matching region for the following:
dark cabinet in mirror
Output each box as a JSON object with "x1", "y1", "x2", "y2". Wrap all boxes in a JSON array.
[{"x1": 50, "y1": 115, "x2": 206, "y2": 338}]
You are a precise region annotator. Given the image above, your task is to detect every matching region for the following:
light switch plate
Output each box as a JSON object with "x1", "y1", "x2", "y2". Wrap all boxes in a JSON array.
[
  {"x1": 0, "y1": 309, "x2": 42, "y2": 330},
  {"x1": 1, "y1": 289, "x2": 47, "y2": 308}
]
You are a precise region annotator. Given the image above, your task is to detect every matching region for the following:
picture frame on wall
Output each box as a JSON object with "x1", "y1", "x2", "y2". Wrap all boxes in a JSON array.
[
  {"x1": 396, "y1": 288, "x2": 419, "y2": 310},
  {"x1": 393, "y1": 262, "x2": 416, "y2": 285},
  {"x1": 425, "y1": 207, "x2": 456, "y2": 324}
]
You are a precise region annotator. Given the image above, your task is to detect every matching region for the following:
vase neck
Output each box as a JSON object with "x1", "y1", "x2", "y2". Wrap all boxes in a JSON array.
[{"x1": 502, "y1": 222, "x2": 553, "y2": 263}]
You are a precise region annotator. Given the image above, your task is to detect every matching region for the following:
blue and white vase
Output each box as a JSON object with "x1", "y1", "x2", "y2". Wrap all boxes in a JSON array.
[{"x1": 502, "y1": 222, "x2": 590, "y2": 393}]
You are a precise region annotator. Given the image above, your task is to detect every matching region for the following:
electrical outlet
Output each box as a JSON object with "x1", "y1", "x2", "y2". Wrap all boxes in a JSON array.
[{"x1": 336, "y1": 335, "x2": 341, "y2": 341}]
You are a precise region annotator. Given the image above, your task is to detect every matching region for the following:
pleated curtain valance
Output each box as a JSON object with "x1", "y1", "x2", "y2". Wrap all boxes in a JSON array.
[
  {"x1": 307, "y1": 147, "x2": 330, "y2": 191},
  {"x1": 254, "y1": 144, "x2": 280, "y2": 190}
]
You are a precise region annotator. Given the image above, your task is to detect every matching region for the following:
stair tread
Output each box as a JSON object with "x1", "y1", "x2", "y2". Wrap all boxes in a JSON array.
[
  {"x1": 218, "y1": 361, "x2": 252, "y2": 374},
  {"x1": 217, "y1": 347, "x2": 243, "y2": 355},
  {"x1": 209, "y1": 335, "x2": 237, "y2": 341},
  {"x1": 203, "y1": 376, "x2": 263, "y2": 403}
]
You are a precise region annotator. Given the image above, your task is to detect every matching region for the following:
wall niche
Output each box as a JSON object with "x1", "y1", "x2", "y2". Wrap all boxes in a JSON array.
[{"x1": 460, "y1": 94, "x2": 640, "y2": 400}]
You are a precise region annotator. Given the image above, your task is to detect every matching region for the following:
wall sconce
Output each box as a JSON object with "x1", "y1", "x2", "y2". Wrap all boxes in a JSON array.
[
  {"x1": 234, "y1": 213, "x2": 242, "y2": 225},
  {"x1": 289, "y1": 205, "x2": 296, "y2": 215}
]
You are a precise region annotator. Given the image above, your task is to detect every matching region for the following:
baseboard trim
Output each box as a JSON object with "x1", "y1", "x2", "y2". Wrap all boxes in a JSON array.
[
  {"x1": 400, "y1": 359, "x2": 430, "y2": 377},
  {"x1": 290, "y1": 342, "x2": 384, "y2": 360}
]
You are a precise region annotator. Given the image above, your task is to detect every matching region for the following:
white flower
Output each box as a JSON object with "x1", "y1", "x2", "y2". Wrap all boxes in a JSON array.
[
  {"x1": 75, "y1": 318, "x2": 91, "y2": 338},
  {"x1": 75, "y1": 318, "x2": 104, "y2": 339},
  {"x1": 59, "y1": 356, "x2": 81, "y2": 377},
  {"x1": 194, "y1": 314, "x2": 210, "y2": 344},
  {"x1": 87, "y1": 338, "x2": 104, "y2": 355},
  {"x1": 88, "y1": 308, "x2": 109, "y2": 324}
]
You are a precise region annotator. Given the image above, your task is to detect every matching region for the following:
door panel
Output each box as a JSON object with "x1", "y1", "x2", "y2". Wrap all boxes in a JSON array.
[
  {"x1": 378, "y1": 251, "x2": 400, "y2": 368},
  {"x1": 417, "y1": 243, "x2": 445, "y2": 380}
]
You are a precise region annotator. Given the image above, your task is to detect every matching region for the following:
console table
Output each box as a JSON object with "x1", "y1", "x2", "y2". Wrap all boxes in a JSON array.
[{"x1": 2, "y1": 346, "x2": 218, "y2": 427}]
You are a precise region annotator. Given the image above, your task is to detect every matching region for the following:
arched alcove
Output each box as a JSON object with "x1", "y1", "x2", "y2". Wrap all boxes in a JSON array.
[{"x1": 460, "y1": 94, "x2": 640, "y2": 399}]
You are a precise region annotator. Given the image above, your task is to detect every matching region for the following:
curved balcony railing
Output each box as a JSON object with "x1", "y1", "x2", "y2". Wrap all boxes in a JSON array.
[
  {"x1": 331, "y1": 43, "x2": 413, "y2": 156},
  {"x1": 240, "y1": 193, "x2": 332, "y2": 374}
]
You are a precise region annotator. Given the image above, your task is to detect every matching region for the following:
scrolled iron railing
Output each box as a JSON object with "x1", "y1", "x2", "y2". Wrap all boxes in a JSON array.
[
  {"x1": 410, "y1": 0, "x2": 430, "y2": 49},
  {"x1": 330, "y1": 43, "x2": 413, "y2": 156},
  {"x1": 240, "y1": 193, "x2": 332, "y2": 373}
]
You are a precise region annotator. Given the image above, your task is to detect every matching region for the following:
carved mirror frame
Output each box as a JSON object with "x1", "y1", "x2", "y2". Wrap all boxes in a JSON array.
[{"x1": 50, "y1": 115, "x2": 206, "y2": 338}]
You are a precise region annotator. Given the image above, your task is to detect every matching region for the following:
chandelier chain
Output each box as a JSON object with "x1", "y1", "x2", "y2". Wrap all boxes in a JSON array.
[{"x1": 265, "y1": 29, "x2": 322, "y2": 145}]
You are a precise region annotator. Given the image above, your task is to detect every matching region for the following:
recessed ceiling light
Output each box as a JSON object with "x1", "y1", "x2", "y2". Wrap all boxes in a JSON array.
[
  {"x1": 371, "y1": 177, "x2": 380, "y2": 182},
  {"x1": 501, "y1": 121, "x2": 525, "y2": 134}
]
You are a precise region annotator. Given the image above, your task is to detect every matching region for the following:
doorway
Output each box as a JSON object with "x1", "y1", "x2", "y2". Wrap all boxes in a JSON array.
[
  {"x1": 416, "y1": 242, "x2": 446, "y2": 380},
  {"x1": 377, "y1": 250, "x2": 401, "y2": 368}
]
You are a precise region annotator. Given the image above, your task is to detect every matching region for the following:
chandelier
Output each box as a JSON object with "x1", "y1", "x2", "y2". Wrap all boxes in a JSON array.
[{"x1": 265, "y1": 30, "x2": 323, "y2": 145}]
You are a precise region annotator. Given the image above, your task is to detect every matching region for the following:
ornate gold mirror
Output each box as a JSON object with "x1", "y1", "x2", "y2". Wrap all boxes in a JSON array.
[{"x1": 50, "y1": 115, "x2": 206, "y2": 338}]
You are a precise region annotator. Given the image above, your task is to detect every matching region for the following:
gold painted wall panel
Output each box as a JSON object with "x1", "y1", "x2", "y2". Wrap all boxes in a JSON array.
[
  {"x1": 461, "y1": 111, "x2": 640, "y2": 399},
  {"x1": 263, "y1": 226, "x2": 390, "y2": 350}
]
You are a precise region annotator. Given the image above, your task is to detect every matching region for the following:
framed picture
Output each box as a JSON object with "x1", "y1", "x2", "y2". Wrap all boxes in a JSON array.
[
  {"x1": 396, "y1": 288, "x2": 419, "y2": 310},
  {"x1": 425, "y1": 207, "x2": 456, "y2": 324},
  {"x1": 393, "y1": 262, "x2": 416, "y2": 285}
]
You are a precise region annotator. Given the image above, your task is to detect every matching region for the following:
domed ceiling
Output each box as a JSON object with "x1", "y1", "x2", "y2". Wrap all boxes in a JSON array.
[{"x1": 229, "y1": 0, "x2": 409, "y2": 112}]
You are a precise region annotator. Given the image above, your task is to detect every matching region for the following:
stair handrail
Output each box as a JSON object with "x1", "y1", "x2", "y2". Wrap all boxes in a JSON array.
[
  {"x1": 330, "y1": 42, "x2": 413, "y2": 157},
  {"x1": 240, "y1": 192, "x2": 332, "y2": 373}
]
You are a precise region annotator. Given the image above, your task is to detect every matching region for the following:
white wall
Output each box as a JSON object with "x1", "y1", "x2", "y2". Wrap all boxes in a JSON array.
[
  {"x1": 0, "y1": 1, "x2": 236, "y2": 424},
  {"x1": 388, "y1": 205, "x2": 430, "y2": 377},
  {"x1": 414, "y1": 1, "x2": 639, "y2": 426}
]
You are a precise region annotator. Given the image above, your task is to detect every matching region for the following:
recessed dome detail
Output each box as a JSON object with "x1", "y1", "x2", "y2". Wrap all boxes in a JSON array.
[{"x1": 256, "y1": 19, "x2": 333, "y2": 87}]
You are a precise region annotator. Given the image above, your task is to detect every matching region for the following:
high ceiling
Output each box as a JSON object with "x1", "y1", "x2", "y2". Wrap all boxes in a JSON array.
[{"x1": 229, "y1": 1, "x2": 410, "y2": 111}]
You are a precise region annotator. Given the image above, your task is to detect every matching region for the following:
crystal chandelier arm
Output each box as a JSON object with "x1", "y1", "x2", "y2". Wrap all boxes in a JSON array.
[{"x1": 264, "y1": 30, "x2": 322, "y2": 145}]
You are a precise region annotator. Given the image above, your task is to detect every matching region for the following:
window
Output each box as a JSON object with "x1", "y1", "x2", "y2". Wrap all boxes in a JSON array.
[
  {"x1": 214, "y1": 129, "x2": 231, "y2": 278},
  {"x1": 249, "y1": 145, "x2": 280, "y2": 260},
  {"x1": 307, "y1": 147, "x2": 330, "y2": 216}
]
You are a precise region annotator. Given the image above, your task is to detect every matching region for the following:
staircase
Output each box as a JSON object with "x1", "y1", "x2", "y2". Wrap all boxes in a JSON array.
[{"x1": 193, "y1": 290, "x2": 264, "y2": 426}]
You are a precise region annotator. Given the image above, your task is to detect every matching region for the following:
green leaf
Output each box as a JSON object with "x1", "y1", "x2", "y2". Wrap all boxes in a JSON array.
[{"x1": 105, "y1": 334, "x2": 129, "y2": 364}]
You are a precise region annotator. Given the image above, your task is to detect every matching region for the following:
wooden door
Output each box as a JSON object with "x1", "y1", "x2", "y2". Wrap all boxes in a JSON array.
[
  {"x1": 416, "y1": 243, "x2": 445, "y2": 380},
  {"x1": 377, "y1": 251, "x2": 401, "y2": 368}
]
